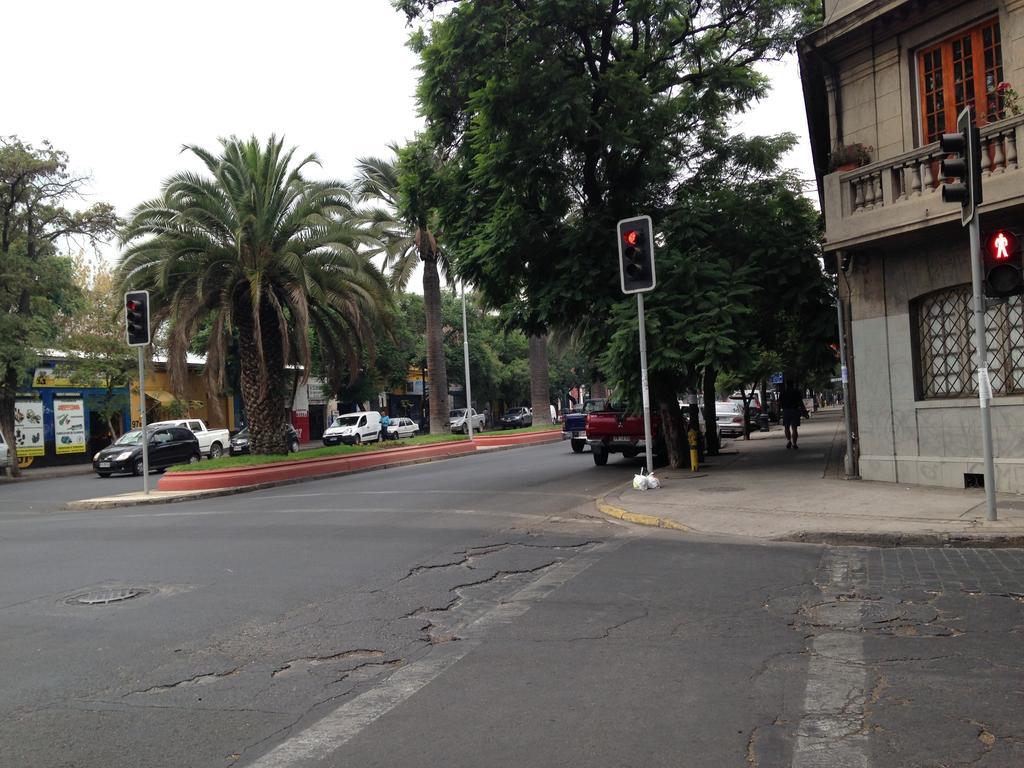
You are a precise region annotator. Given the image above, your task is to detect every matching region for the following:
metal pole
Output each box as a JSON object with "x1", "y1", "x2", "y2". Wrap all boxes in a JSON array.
[
  {"x1": 137, "y1": 347, "x2": 150, "y2": 494},
  {"x1": 637, "y1": 293, "x2": 655, "y2": 476},
  {"x1": 461, "y1": 282, "x2": 474, "y2": 439},
  {"x1": 968, "y1": 214, "x2": 997, "y2": 520},
  {"x1": 835, "y1": 288, "x2": 858, "y2": 479}
]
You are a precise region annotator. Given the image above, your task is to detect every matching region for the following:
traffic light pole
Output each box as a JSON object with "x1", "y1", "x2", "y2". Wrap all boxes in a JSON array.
[
  {"x1": 969, "y1": 214, "x2": 997, "y2": 520},
  {"x1": 637, "y1": 293, "x2": 655, "y2": 477},
  {"x1": 137, "y1": 347, "x2": 150, "y2": 494}
]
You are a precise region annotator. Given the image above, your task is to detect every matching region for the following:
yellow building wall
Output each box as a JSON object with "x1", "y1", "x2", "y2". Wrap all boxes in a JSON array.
[{"x1": 127, "y1": 365, "x2": 235, "y2": 431}]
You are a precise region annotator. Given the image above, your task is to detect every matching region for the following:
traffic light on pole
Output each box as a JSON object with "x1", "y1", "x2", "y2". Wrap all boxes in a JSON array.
[
  {"x1": 940, "y1": 107, "x2": 983, "y2": 227},
  {"x1": 984, "y1": 229, "x2": 1023, "y2": 298},
  {"x1": 124, "y1": 290, "x2": 151, "y2": 347},
  {"x1": 617, "y1": 215, "x2": 656, "y2": 294}
]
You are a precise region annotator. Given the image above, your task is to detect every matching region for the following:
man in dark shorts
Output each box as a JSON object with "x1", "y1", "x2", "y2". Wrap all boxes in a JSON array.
[{"x1": 780, "y1": 382, "x2": 803, "y2": 449}]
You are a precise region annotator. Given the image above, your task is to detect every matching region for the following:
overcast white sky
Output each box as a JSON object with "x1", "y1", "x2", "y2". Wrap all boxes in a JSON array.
[{"x1": 6, "y1": 1, "x2": 814, "y2": 268}]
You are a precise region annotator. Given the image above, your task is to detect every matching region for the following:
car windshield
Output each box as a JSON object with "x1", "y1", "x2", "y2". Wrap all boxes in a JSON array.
[
  {"x1": 333, "y1": 416, "x2": 360, "y2": 427},
  {"x1": 450, "y1": 409, "x2": 466, "y2": 418},
  {"x1": 234, "y1": 428, "x2": 249, "y2": 439},
  {"x1": 114, "y1": 430, "x2": 144, "y2": 445}
]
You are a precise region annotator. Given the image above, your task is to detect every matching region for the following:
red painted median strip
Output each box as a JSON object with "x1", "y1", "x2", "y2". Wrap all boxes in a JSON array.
[{"x1": 157, "y1": 430, "x2": 563, "y2": 491}]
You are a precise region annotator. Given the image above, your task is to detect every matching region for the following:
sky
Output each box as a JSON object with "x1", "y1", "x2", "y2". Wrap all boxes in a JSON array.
[{"x1": 5, "y1": 1, "x2": 814, "y2": 269}]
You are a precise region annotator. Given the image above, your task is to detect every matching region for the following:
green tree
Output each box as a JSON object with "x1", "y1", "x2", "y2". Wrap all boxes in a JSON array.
[
  {"x1": 59, "y1": 256, "x2": 136, "y2": 438},
  {"x1": 399, "y1": 0, "x2": 820, "y2": 462},
  {"x1": 355, "y1": 140, "x2": 450, "y2": 434},
  {"x1": 119, "y1": 136, "x2": 390, "y2": 454},
  {"x1": 0, "y1": 137, "x2": 117, "y2": 474}
]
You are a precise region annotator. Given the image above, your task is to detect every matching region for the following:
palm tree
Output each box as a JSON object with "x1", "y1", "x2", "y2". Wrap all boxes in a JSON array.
[
  {"x1": 355, "y1": 142, "x2": 450, "y2": 435},
  {"x1": 529, "y1": 333, "x2": 552, "y2": 425},
  {"x1": 119, "y1": 135, "x2": 390, "y2": 454}
]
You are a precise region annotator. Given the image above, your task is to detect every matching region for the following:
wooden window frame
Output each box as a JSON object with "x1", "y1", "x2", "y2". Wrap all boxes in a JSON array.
[{"x1": 916, "y1": 18, "x2": 1004, "y2": 145}]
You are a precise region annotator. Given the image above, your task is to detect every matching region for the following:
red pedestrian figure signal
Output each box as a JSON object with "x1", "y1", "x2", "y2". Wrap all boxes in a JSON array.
[
  {"x1": 623, "y1": 229, "x2": 639, "y2": 247},
  {"x1": 983, "y1": 229, "x2": 1023, "y2": 298}
]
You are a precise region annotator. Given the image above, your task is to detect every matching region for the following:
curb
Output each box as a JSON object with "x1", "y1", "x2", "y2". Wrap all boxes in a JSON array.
[
  {"x1": 778, "y1": 531, "x2": 1024, "y2": 549},
  {"x1": 65, "y1": 437, "x2": 562, "y2": 510},
  {"x1": 595, "y1": 490, "x2": 689, "y2": 531}
]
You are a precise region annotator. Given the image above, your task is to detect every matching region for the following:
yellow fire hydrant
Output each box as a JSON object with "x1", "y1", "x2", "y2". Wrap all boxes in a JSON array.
[{"x1": 688, "y1": 428, "x2": 699, "y2": 472}]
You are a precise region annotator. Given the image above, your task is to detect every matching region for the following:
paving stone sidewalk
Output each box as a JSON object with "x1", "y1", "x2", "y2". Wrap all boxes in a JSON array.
[{"x1": 599, "y1": 408, "x2": 1024, "y2": 546}]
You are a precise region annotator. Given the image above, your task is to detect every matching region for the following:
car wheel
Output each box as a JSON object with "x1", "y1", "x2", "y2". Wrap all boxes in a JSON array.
[
  {"x1": 622, "y1": 448, "x2": 639, "y2": 459},
  {"x1": 189, "y1": 453, "x2": 201, "y2": 464},
  {"x1": 354, "y1": 434, "x2": 362, "y2": 445},
  {"x1": 289, "y1": 439, "x2": 299, "y2": 453},
  {"x1": 133, "y1": 458, "x2": 144, "y2": 476},
  {"x1": 97, "y1": 472, "x2": 111, "y2": 478},
  {"x1": 209, "y1": 442, "x2": 223, "y2": 459},
  {"x1": 592, "y1": 448, "x2": 609, "y2": 466},
  {"x1": 571, "y1": 439, "x2": 585, "y2": 454}
]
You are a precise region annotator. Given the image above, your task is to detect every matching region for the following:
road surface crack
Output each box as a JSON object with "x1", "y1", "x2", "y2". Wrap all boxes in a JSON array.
[
  {"x1": 271, "y1": 649, "x2": 385, "y2": 678},
  {"x1": 125, "y1": 666, "x2": 241, "y2": 695}
]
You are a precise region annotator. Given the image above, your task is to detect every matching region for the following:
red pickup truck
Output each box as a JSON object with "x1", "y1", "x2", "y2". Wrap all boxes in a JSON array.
[{"x1": 586, "y1": 406, "x2": 662, "y2": 466}]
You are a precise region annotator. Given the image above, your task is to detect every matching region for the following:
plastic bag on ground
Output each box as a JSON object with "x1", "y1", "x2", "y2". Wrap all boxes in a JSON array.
[
  {"x1": 632, "y1": 472, "x2": 649, "y2": 490},
  {"x1": 646, "y1": 473, "x2": 660, "y2": 489}
]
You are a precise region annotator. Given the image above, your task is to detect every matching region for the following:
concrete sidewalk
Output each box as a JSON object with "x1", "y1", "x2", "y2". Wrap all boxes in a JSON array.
[{"x1": 599, "y1": 408, "x2": 1024, "y2": 546}]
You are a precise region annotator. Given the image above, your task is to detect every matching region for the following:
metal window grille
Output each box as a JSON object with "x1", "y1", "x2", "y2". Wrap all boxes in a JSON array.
[{"x1": 917, "y1": 285, "x2": 1024, "y2": 398}]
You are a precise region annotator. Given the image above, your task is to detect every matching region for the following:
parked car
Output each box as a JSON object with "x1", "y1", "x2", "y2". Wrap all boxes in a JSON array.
[
  {"x1": 323, "y1": 411, "x2": 382, "y2": 446},
  {"x1": 501, "y1": 407, "x2": 533, "y2": 429},
  {"x1": 386, "y1": 417, "x2": 419, "y2": 439},
  {"x1": 561, "y1": 399, "x2": 607, "y2": 452},
  {"x1": 229, "y1": 424, "x2": 301, "y2": 456},
  {"x1": 0, "y1": 431, "x2": 8, "y2": 473},
  {"x1": 93, "y1": 426, "x2": 201, "y2": 477},
  {"x1": 150, "y1": 419, "x2": 231, "y2": 459},
  {"x1": 449, "y1": 408, "x2": 486, "y2": 433},
  {"x1": 715, "y1": 401, "x2": 747, "y2": 438},
  {"x1": 585, "y1": 403, "x2": 660, "y2": 466}
]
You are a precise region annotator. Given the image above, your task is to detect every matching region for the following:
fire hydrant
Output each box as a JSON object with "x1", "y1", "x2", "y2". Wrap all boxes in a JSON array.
[{"x1": 688, "y1": 428, "x2": 699, "y2": 472}]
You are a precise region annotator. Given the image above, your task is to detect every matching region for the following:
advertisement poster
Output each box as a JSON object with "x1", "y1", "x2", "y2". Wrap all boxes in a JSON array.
[
  {"x1": 14, "y1": 400, "x2": 45, "y2": 457},
  {"x1": 54, "y1": 399, "x2": 86, "y2": 455}
]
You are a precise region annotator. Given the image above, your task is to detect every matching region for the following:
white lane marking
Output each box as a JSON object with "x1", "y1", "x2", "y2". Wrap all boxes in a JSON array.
[
  {"x1": 243, "y1": 538, "x2": 625, "y2": 768},
  {"x1": 792, "y1": 554, "x2": 869, "y2": 768}
]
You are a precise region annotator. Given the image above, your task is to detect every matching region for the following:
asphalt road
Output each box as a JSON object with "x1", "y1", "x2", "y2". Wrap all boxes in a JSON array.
[{"x1": 1, "y1": 443, "x2": 1022, "y2": 767}]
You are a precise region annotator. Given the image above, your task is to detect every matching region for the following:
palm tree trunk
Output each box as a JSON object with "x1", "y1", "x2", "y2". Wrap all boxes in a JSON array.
[
  {"x1": 0, "y1": 365, "x2": 20, "y2": 477},
  {"x1": 702, "y1": 366, "x2": 720, "y2": 456},
  {"x1": 422, "y1": 255, "x2": 449, "y2": 435},
  {"x1": 529, "y1": 333, "x2": 551, "y2": 425},
  {"x1": 236, "y1": 302, "x2": 288, "y2": 454}
]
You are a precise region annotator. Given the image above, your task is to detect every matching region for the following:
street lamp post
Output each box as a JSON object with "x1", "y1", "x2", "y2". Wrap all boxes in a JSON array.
[{"x1": 461, "y1": 282, "x2": 474, "y2": 439}]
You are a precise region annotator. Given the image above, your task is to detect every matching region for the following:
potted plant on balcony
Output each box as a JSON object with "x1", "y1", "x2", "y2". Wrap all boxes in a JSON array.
[
  {"x1": 996, "y1": 82, "x2": 1021, "y2": 118},
  {"x1": 827, "y1": 143, "x2": 873, "y2": 173}
]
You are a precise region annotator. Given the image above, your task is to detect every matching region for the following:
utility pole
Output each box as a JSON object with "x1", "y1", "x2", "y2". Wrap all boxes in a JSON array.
[
  {"x1": 461, "y1": 282, "x2": 474, "y2": 439},
  {"x1": 834, "y1": 288, "x2": 858, "y2": 479}
]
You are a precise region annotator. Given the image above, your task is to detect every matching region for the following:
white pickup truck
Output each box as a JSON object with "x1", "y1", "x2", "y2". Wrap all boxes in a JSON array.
[{"x1": 151, "y1": 419, "x2": 231, "y2": 459}]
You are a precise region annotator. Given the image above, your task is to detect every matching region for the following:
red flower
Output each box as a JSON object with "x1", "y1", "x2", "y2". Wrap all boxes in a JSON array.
[{"x1": 996, "y1": 81, "x2": 1012, "y2": 93}]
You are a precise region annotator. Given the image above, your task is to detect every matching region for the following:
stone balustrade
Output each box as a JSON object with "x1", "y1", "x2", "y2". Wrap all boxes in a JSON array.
[{"x1": 824, "y1": 114, "x2": 1024, "y2": 251}]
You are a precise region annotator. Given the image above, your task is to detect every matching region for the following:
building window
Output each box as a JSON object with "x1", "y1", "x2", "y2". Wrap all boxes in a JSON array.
[
  {"x1": 915, "y1": 285, "x2": 1024, "y2": 398},
  {"x1": 917, "y1": 18, "x2": 1004, "y2": 145}
]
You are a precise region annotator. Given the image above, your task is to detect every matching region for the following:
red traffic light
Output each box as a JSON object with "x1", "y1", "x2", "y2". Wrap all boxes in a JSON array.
[
  {"x1": 987, "y1": 230, "x2": 1017, "y2": 261},
  {"x1": 126, "y1": 299, "x2": 141, "y2": 311},
  {"x1": 623, "y1": 229, "x2": 640, "y2": 247}
]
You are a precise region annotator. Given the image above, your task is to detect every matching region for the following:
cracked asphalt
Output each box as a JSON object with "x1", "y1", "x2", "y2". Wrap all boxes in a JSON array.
[{"x1": 0, "y1": 442, "x2": 1021, "y2": 767}]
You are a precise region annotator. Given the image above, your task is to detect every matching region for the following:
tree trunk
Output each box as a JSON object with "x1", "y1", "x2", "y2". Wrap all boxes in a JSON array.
[
  {"x1": 528, "y1": 333, "x2": 551, "y2": 425},
  {"x1": 653, "y1": 374, "x2": 686, "y2": 470},
  {"x1": 422, "y1": 255, "x2": 449, "y2": 435},
  {"x1": 702, "y1": 366, "x2": 719, "y2": 456},
  {"x1": 236, "y1": 301, "x2": 288, "y2": 454},
  {"x1": 739, "y1": 385, "x2": 752, "y2": 440},
  {"x1": 0, "y1": 365, "x2": 19, "y2": 476}
]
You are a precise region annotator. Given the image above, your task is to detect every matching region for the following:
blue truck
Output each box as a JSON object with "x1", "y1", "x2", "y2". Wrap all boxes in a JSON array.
[{"x1": 561, "y1": 398, "x2": 608, "y2": 453}]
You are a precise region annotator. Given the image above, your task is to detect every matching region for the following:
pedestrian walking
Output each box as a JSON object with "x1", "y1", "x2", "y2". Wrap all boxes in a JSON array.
[
  {"x1": 780, "y1": 381, "x2": 804, "y2": 450},
  {"x1": 380, "y1": 412, "x2": 392, "y2": 441}
]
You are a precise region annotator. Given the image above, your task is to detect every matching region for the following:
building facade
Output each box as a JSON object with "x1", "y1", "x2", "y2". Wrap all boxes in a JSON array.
[{"x1": 801, "y1": 0, "x2": 1024, "y2": 491}]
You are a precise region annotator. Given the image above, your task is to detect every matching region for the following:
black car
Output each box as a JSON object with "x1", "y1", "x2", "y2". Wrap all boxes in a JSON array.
[
  {"x1": 229, "y1": 424, "x2": 301, "y2": 456},
  {"x1": 500, "y1": 407, "x2": 533, "y2": 429},
  {"x1": 93, "y1": 426, "x2": 201, "y2": 477}
]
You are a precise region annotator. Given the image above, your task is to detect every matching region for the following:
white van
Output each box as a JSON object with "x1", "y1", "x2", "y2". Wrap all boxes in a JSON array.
[{"x1": 322, "y1": 411, "x2": 382, "y2": 446}]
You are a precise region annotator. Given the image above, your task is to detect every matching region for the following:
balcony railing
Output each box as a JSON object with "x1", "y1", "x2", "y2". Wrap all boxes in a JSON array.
[{"x1": 824, "y1": 114, "x2": 1024, "y2": 250}]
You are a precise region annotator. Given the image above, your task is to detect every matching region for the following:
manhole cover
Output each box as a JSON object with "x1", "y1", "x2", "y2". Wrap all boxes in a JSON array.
[
  {"x1": 66, "y1": 587, "x2": 148, "y2": 606},
  {"x1": 698, "y1": 486, "x2": 744, "y2": 493},
  {"x1": 804, "y1": 598, "x2": 937, "y2": 628}
]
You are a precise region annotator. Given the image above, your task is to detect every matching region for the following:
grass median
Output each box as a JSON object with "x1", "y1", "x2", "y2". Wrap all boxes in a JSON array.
[{"x1": 167, "y1": 433, "x2": 469, "y2": 472}]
